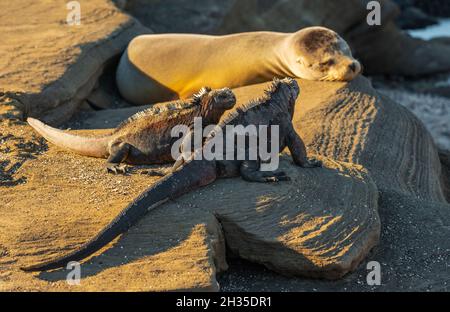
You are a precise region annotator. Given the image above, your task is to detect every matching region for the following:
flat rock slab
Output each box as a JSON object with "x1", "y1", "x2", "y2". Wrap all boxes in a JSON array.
[
  {"x1": 0, "y1": 144, "x2": 225, "y2": 291},
  {"x1": 122, "y1": 0, "x2": 233, "y2": 34},
  {"x1": 0, "y1": 145, "x2": 379, "y2": 290},
  {"x1": 183, "y1": 157, "x2": 379, "y2": 280},
  {"x1": 0, "y1": 0, "x2": 148, "y2": 124},
  {"x1": 219, "y1": 191, "x2": 450, "y2": 292},
  {"x1": 0, "y1": 78, "x2": 383, "y2": 290},
  {"x1": 3, "y1": 75, "x2": 446, "y2": 291},
  {"x1": 230, "y1": 77, "x2": 444, "y2": 202}
]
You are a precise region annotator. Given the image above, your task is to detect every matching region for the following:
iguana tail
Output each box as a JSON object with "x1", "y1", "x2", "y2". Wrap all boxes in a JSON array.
[
  {"x1": 21, "y1": 158, "x2": 217, "y2": 272},
  {"x1": 27, "y1": 118, "x2": 110, "y2": 158}
]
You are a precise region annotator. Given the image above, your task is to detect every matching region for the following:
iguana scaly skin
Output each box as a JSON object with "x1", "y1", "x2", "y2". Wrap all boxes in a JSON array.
[
  {"x1": 27, "y1": 87, "x2": 236, "y2": 173},
  {"x1": 23, "y1": 78, "x2": 321, "y2": 272}
]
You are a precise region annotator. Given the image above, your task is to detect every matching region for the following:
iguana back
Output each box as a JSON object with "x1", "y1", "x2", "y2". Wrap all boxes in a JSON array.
[{"x1": 27, "y1": 87, "x2": 236, "y2": 172}]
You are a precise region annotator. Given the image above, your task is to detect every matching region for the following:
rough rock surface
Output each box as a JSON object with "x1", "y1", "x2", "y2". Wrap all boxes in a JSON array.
[
  {"x1": 379, "y1": 88, "x2": 450, "y2": 150},
  {"x1": 1, "y1": 78, "x2": 385, "y2": 290},
  {"x1": 1, "y1": 0, "x2": 449, "y2": 291},
  {"x1": 0, "y1": 0, "x2": 149, "y2": 125},
  {"x1": 413, "y1": 0, "x2": 450, "y2": 17},
  {"x1": 219, "y1": 191, "x2": 450, "y2": 292},
  {"x1": 121, "y1": 0, "x2": 234, "y2": 34},
  {"x1": 0, "y1": 145, "x2": 226, "y2": 291},
  {"x1": 218, "y1": 78, "x2": 450, "y2": 291},
  {"x1": 439, "y1": 149, "x2": 450, "y2": 203},
  {"x1": 216, "y1": 0, "x2": 450, "y2": 77},
  {"x1": 395, "y1": 7, "x2": 437, "y2": 30},
  {"x1": 231, "y1": 77, "x2": 445, "y2": 202},
  {"x1": 3, "y1": 75, "x2": 448, "y2": 291}
]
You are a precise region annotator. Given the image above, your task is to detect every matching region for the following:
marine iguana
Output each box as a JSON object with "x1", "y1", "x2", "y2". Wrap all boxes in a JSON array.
[
  {"x1": 22, "y1": 78, "x2": 321, "y2": 272},
  {"x1": 27, "y1": 87, "x2": 236, "y2": 174}
]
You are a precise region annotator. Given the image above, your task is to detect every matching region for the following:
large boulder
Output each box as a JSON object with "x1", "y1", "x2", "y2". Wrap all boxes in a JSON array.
[
  {"x1": 1, "y1": 77, "x2": 386, "y2": 291},
  {"x1": 232, "y1": 77, "x2": 445, "y2": 202},
  {"x1": 216, "y1": 0, "x2": 450, "y2": 77},
  {"x1": 120, "y1": 0, "x2": 233, "y2": 34},
  {"x1": 0, "y1": 0, "x2": 149, "y2": 125},
  {"x1": 218, "y1": 78, "x2": 450, "y2": 291},
  {"x1": 3, "y1": 75, "x2": 447, "y2": 291},
  {"x1": 106, "y1": 0, "x2": 450, "y2": 79},
  {"x1": 377, "y1": 88, "x2": 450, "y2": 151},
  {"x1": 219, "y1": 77, "x2": 450, "y2": 291},
  {"x1": 439, "y1": 149, "x2": 450, "y2": 203},
  {"x1": 0, "y1": 148, "x2": 226, "y2": 291},
  {"x1": 220, "y1": 191, "x2": 450, "y2": 292},
  {"x1": 413, "y1": 0, "x2": 450, "y2": 17}
]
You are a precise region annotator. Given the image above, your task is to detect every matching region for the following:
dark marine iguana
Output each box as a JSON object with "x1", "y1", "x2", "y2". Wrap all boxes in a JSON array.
[
  {"x1": 22, "y1": 78, "x2": 321, "y2": 272},
  {"x1": 27, "y1": 87, "x2": 236, "y2": 174}
]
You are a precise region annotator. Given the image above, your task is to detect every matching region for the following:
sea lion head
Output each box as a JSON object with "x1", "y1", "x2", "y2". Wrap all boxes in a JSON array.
[{"x1": 289, "y1": 27, "x2": 361, "y2": 82}]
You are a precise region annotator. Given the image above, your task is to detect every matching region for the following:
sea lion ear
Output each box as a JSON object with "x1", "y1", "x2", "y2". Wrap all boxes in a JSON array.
[{"x1": 296, "y1": 56, "x2": 304, "y2": 65}]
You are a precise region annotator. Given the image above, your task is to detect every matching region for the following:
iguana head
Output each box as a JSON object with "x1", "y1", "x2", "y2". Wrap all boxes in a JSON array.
[
  {"x1": 265, "y1": 78, "x2": 300, "y2": 118},
  {"x1": 194, "y1": 87, "x2": 236, "y2": 123},
  {"x1": 279, "y1": 77, "x2": 300, "y2": 100}
]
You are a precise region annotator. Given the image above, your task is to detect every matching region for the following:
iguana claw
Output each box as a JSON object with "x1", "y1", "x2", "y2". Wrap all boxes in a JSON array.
[{"x1": 106, "y1": 164, "x2": 128, "y2": 175}]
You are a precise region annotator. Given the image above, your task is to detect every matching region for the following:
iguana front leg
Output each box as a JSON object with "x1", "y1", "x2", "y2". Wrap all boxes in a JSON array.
[
  {"x1": 147, "y1": 128, "x2": 192, "y2": 176},
  {"x1": 106, "y1": 142, "x2": 130, "y2": 174},
  {"x1": 284, "y1": 123, "x2": 321, "y2": 168}
]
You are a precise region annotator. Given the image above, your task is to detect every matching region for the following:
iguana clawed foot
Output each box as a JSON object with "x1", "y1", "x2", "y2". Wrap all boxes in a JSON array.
[
  {"x1": 301, "y1": 157, "x2": 322, "y2": 168},
  {"x1": 264, "y1": 171, "x2": 291, "y2": 182},
  {"x1": 106, "y1": 163, "x2": 128, "y2": 175}
]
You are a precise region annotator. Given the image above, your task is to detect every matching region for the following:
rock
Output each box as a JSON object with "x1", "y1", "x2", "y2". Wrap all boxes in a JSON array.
[
  {"x1": 395, "y1": 7, "x2": 437, "y2": 29},
  {"x1": 0, "y1": 0, "x2": 149, "y2": 125},
  {"x1": 219, "y1": 77, "x2": 450, "y2": 291},
  {"x1": 439, "y1": 148, "x2": 450, "y2": 203},
  {"x1": 0, "y1": 147, "x2": 226, "y2": 291},
  {"x1": 1, "y1": 77, "x2": 386, "y2": 290},
  {"x1": 218, "y1": 0, "x2": 369, "y2": 34},
  {"x1": 231, "y1": 77, "x2": 445, "y2": 202},
  {"x1": 168, "y1": 157, "x2": 379, "y2": 280},
  {"x1": 220, "y1": 191, "x2": 450, "y2": 291},
  {"x1": 377, "y1": 88, "x2": 450, "y2": 150},
  {"x1": 122, "y1": 0, "x2": 233, "y2": 34},
  {"x1": 392, "y1": 0, "x2": 438, "y2": 29},
  {"x1": 430, "y1": 37, "x2": 450, "y2": 46},
  {"x1": 85, "y1": 60, "x2": 134, "y2": 111},
  {"x1": 2, "y1": 0, "x2": 449, "y2": 292},
  {"x1": 349, "y1": 21, "x2": 450, "y2": 77},
  {"x1": 216, "y1": 0, "x2": 450, "y2": 77},
  {"x1": 414, "y1": 0, "x2": 450, "y2": 17},
  {"x1": 220, "y1": 160, "x2": 379, "y2": 279},
  {"x1": 5, "y1": 75, "x2": 446, "y2": 291},
  {"x1": 422, "y1": 86, "x2": 450, "y2": 99}
]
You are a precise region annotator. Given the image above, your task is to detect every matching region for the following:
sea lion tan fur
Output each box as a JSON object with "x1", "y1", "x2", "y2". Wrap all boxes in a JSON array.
[{"x1": 116, "y1": 26, "x2": 361, "y2": 105}]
